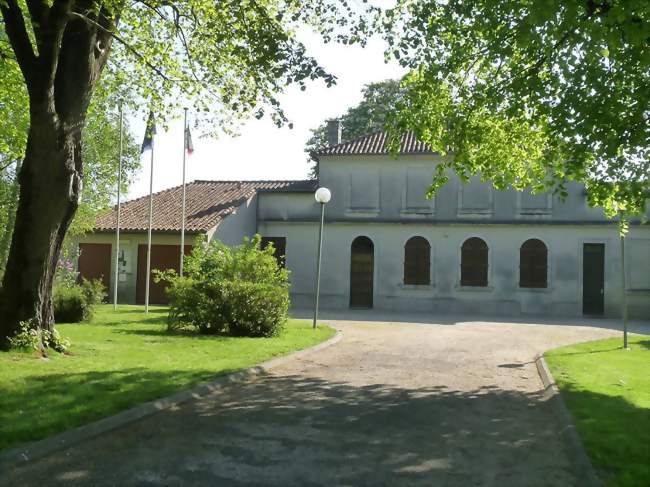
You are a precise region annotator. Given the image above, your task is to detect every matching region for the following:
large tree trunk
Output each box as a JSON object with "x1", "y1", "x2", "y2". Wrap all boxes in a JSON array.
[
  {"x1": 0, "y1": 112, "x2": 83, "y2": 349},
  {"x1": 0, "y1": 1, "x2": 115, "y2": 349}
]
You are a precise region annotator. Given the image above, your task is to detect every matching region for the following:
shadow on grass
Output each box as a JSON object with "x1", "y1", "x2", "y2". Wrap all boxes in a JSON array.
[
  {"x1": 4, "y1": 372, "x2": 647, "y2": 486},
  {"x1": 113, "y1": 327, "x2": 228, "y2": 340},
  {"x1": 0, "y1": 367, "x2": 239, "y2": 453},
  {"x1": 93, "y1": 310, "x2": 170, "y2": 327},
  {"x1": 637, "y1": 340, "x2": 650, "y2": 350},
  {"x1": 557, "y1": 385, "x2": 650, "y2": 486}
]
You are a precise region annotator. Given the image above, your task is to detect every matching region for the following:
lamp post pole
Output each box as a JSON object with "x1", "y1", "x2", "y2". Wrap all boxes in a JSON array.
[
  {"x1": 312, "y1": 187, "x2": 331, "y2": 329},
  {"x1": 620, "y1": 233, "x2": 628, "y2": 349},
  {"x1": 313, "y1": 203, "x2": 325, "y2": 329},
  {"x1": 113, "y1": 101, "x2": 123, "y2": 311}
]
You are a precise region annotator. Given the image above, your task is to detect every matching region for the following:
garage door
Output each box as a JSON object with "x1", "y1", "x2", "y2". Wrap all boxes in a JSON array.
[
  {"x1": 78, "y1": 243, "x2": 112, "y2": 292},
  {"x1": 136, "y1": 245, "x2": 192, "y2": 304}
]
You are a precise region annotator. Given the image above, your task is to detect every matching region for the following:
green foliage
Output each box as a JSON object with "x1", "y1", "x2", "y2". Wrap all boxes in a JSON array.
[
  {"x1": 8, "y1": 321, "x2": 70, "y2": 354},
  {"x1": 26, "y1": 0, "x2": 370, "y2": 132},
  {"x1": 305, "y1": 79, "x2": 404, "y2": 175},
  {"x1": 164, "y1": 236, "x2": 290, "y2": 337},
  {"x1": 380, "y1": 0, "x2": 650, "y2": 218},
  {"x1": 0, "y1": 161, "x2": 19, "y2": 279},
  {"x1": 53, "y1": 279, "x2": 106, "y2": 324}
]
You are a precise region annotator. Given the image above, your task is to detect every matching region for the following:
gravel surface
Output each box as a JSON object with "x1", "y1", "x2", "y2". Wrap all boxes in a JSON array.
[{"x1": 2, "y1": 318, "x2": 622, "y2": 486}]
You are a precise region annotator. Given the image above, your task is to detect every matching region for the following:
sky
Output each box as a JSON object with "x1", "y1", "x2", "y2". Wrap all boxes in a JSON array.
[{"x1": 126, "y1": 28, "x2": 405, "y2": 200}]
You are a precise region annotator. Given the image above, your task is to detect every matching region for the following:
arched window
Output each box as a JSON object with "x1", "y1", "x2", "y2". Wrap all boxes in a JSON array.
[
  {"x1": 350, "y1": 237, "x2": 374, "y2": 308},
  {"x1": 404, "y1": 237, "x2": 431, "y2": 285},
  {"x1": 461, "y1": 237, "x2": 488, "y2": 286},
  {"x1": 520, "y1": 239, "x2": 548, "y2": 288}
]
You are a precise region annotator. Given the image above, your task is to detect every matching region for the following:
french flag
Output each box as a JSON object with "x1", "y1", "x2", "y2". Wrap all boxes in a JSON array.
[{"x1": 185, "y1": 125, "x2": 194, "y2": 155}]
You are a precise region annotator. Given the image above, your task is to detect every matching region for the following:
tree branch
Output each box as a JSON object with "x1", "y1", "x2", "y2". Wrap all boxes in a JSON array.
[
  {"x1": 37, "y1": 0, "x2": 73, "y2": 90},
  {"x1": 67, "y1": 10, "x2": 176, "y2": 82},
  {"x1": 0, "y1": 0, "x2": 36, "y2": 84}
]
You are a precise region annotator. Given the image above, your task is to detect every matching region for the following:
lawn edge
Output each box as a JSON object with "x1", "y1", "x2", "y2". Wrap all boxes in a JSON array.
[
  {"x1": 0, "y1": 328, "x2": 342, "y2": 469},
  {"x1": 535, "y1": 353, "x2": 602, "y2": 487}
]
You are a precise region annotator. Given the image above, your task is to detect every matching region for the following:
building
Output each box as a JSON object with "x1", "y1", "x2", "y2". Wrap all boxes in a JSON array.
[{"x1": 77, "y1": 126, "x2": 650, "y2": 318}]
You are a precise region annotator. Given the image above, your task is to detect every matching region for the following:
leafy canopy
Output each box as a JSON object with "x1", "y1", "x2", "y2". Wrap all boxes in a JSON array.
[
  {"x1": 379, "y1": 0, "x2": 649, "y2": 217},
  {"x1": 1, "y1": 0, "x2": 370, "y2": 134}
]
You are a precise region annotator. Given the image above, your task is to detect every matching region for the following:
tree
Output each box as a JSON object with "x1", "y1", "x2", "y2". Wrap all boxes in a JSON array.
[
  {"x1": 379, "y1": 0, "x2": 649, "y2": 217},
  {"x1": 305, "y1": 79, "x2": 402, "y2": 176},
  {"x1": 0, "y1": 0, "x2": 367, "y2": 348},
  {"x1": 0, "y1": 60, "x2": 140, "y2": 279}
]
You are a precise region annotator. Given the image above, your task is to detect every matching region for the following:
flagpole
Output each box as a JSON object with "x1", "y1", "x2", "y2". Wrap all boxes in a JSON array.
[
  {"x1": 113, "y1": 102, "x2": 124, "y2": 310},
  {"x1": 180, "y1": 108, "x2": 188, "y2": 277},
  {"x1": 144, "y1": 133, "x2": 155, "y2": 314}
]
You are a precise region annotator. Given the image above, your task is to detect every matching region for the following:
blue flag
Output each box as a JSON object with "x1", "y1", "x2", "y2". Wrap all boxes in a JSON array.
[{"x1": 141, "y1": 111, "x2": 156, "y2": 153}]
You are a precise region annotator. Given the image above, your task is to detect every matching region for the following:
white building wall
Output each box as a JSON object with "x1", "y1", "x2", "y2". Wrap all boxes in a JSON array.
[
  {"x1": 257, "y1": 221, "x2": 650, "y2": 319},
  {"x1": 209, "y1": 195, "x2": 258, "y2": 245}
]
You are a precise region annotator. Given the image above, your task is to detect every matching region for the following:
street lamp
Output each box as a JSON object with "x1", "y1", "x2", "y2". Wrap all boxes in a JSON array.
[{"x1": 313, "y1": 187, "x2": 331, "y2": 329}]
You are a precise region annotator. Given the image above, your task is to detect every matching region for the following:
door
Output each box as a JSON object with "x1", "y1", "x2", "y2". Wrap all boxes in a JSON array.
[
  {"x1": 350, "y1": 236, "x2": 374, "y2": 308},
  {"x1": 78, "y1": 243, "x2": 112, "y2": 292},
  {"x1": 583, "y1": 243, "x2": 605, "y2": 315},
  {"x1": 136, "y1": 244, "x2": 192, "y2": 304}
]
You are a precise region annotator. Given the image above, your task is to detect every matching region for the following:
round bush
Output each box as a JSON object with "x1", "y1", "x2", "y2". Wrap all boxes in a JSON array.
[
  {"x1": 53, "y1": 278, "x2": 106, "y2": 323},
  {"x1": 53, "y1": 286, "x2": 87, "y2": 323},
  {"x1": 164, "y1": 236, "x2": 290, "y2": 337}
]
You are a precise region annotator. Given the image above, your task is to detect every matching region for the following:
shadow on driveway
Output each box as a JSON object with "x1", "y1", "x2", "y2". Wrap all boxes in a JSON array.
[{"x1": 5, "y1": 372, "x2": 589, "y2": 486}]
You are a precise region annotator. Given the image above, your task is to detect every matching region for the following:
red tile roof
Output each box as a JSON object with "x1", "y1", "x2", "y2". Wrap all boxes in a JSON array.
[
  {"x1": 315, "y1": 131, "x2": 433, "y2": 157},
  {"x1": 94, "y1": 180, "x2": 316, "y2": 233}
]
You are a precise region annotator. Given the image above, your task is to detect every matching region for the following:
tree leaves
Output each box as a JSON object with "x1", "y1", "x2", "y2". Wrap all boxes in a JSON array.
[{"x1": 379, "y1": 0, "x2": 650, "y2": 217}]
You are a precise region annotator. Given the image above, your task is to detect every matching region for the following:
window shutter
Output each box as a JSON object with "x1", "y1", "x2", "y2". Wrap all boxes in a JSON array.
[
  {"x1": 461, "y1": 238, "x2": 488, "y2": 286},
  {"x1": 404, "y1": 237, "x2": 431, "y2": 285},
  {"x1": 519, "y1": 239, "x2": 547, "y2": 288}
]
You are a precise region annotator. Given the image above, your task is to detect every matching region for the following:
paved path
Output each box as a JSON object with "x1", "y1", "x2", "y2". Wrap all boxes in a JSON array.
[{"x1": 3, "y1": 318, "x2": 626, "y2": 486}]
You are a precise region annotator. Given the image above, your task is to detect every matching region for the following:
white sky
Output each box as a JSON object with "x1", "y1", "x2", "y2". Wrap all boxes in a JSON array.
[{"x1": 126, "y1": 28, "x2": 405, "y2": 199}]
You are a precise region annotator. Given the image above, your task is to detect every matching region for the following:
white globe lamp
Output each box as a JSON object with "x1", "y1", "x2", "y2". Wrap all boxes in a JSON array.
[{"x1": 315, "y1": 187, "x2": 331, "y2": 204}]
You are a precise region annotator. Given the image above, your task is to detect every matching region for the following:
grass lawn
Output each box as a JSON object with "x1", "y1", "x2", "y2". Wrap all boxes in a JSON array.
[
  {"x1": 545, "y1": 335, "x2": 650, "y2": 487},
  {"x1": 0, "y1": 305, "x2": 335, "y2": 452}
]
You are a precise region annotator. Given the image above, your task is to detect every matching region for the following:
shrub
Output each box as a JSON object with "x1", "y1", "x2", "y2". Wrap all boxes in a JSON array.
[
  {"x1": 53, "y1": 278, "x2": 106, "y2": 323},
  {"x1": 80, "y1": 278, "x2": 107, "y2": 308},
  {"x1": 164, "y1": 235, "x2": 290, "y2": 337},
  {"x1": 53, "y1": 285, "x2": 87, "y2": 323}
]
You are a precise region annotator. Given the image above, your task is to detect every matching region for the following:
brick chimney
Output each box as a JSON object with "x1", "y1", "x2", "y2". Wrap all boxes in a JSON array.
[{"x1": 326, "y1": 119, "x2": 342, "y2": 147}]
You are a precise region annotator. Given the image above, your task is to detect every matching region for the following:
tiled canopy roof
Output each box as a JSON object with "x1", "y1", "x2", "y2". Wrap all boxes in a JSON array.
[
  {"x1": 315, "y1": 131, "x2": 433, "y2": 157},
  {"x1": 94, "y1": 180, "x2": 316, "y2": 233}
]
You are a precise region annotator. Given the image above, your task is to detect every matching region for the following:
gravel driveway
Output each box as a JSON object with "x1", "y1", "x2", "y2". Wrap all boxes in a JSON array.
[{"x1": 2, "y1": 317, "x2": 624, "y2": 486}]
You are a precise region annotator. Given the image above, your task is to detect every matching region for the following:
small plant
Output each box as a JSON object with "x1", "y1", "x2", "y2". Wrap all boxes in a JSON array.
[
  {"x1": 9, "y1": 320, "x2": 70, "y2": 353},
  {"x1": 163, "y1": 235, "x2": 290, "y2": 337},
  {"x1": 8, "y1": 321, "x2": 41, "y2": 351}
]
